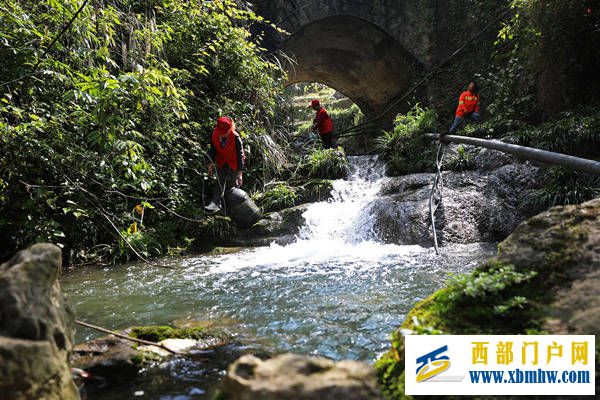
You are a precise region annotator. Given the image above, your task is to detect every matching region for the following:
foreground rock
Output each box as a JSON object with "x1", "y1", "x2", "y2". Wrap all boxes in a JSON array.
[
  {"x1": 370, "y1": 149, "x2": 542, "y2": 245},
  {"x1": 219, "y1": 353, "x2": 382, "y2": 400},
  {"x1": 375, "y1": 197, "x2": 600, "y2": 399},
  {"x1": 0, "y1": 244, "x2": 79, "y2": 400}
]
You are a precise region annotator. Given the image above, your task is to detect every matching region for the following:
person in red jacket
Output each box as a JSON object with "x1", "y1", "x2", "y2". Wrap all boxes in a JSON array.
[
  {"x1": 205, "y1": 116, "x2": 245, "y2": 212},
  {"x1": 309, "y1": 99, "x2": 334, "y2": 149},
  {"x1": 446, "y1": 81, "x2": 481, "y2": 135}
]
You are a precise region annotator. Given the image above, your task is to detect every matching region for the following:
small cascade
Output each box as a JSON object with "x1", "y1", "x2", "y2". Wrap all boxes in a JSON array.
[
  {"x1": 299, "y1": 155, "x2": 386, "y2": 243},
  {"x1": 213, "y1": 156, "x2": 420, "y2": 273}
]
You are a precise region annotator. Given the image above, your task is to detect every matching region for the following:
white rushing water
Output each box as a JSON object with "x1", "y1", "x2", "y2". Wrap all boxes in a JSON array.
[{"x1": 213, "y1": 156, "x2": 423, "y2": 273}]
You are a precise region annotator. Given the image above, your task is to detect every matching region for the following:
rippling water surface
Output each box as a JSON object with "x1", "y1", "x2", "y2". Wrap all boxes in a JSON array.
[{"x1": 61, "y1": 156, "x2": 497, "y2": 399}]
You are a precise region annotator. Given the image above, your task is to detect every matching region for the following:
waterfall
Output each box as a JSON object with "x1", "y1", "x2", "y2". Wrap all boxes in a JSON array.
[
  {"x1": 299, "y1": 155, "x2": 385, "y2": 243},
  {"x1": 213, "y1": 156, "x2": 422, "y2": 273}
]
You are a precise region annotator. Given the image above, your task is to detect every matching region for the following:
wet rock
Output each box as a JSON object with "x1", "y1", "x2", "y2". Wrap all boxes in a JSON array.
[
  {"x1": 230, "y1": 204, "x2": 309, "y2": 246},
  {"x1": 220, "y1": 353, "x2": 381, "y2": 400},
  {"x1": 369, "y1": 157, "x2": 541, "y2": 245},
  {"x1": 71, "y1": 335, "x2": 142, "y2": 380},
  {"x1": 71, "y1": 324, "x2": 232, "y2": 383},
  {"x1": 0, "y1": 243, "x2": 79, "y2": 400}
]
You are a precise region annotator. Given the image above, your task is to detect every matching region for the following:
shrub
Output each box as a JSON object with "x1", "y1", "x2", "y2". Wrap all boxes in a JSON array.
[
  {"x1": 522, "y1": 167, "x2": 600, "y2": 213},
  {"x1": 254, "y1": 184, "x2": 299, "y2": 212},
  {"x1": 484, "y1": 0, "x2": 600, "y2": 120},
  {"x1": 301, "y1": 147, "x2": 350, "y2": 179},
  {"x1": 0, "y1": 0, "x2": 285, "y2": 263},
  {"x1": 445, "y1": 145, "x2": 476, "y2": 172},
  {"x1": 300, "y1": 179, "x2": 334, "y2": 203},
  {"x1": 513, "y1": 108, "x2": 600, "y2": 156},
  {"x1": 376, "y1": 104, "x2": 438, "y2": 175}
]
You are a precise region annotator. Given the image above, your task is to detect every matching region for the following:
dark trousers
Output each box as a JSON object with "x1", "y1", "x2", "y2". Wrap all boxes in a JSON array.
[
  {"x1": 449, "y1": 112, "x2": 481, "y2": 133},
  {"x1": 211, "y1": 165, "x2": 237, "y2": 206},
  {"x1": 320, "y1": 132, "x2": 333, "y2": 149}
]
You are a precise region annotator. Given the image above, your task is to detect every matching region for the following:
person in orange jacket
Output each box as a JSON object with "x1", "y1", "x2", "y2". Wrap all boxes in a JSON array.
[
  {"x1": 446, "y1": 81, "x2": 481, "y2": 135},
  {"x1": 309, "y1": 99, "x2": 334, "y2": 149},
  {"x1": 205, "y1": 116, "x2": 245, "y2": 212}
]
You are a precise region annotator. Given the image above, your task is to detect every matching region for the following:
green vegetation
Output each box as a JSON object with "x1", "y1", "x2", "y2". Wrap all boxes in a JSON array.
[
  {"x1": 130, "y1": 325, "x2": 229, "y2": 342},
  {"x1": 522, "y1": 167, "x2": 600, "y2": 213},
  {"x1": 376, "y1": 104, "x2": 438, "y2": 176},
  {"x1": 300, "y1": 147, "x2": 350, "y2": 179},
  {"x1": 299, "y1": 179, "x2": 334, "y2": 203},
  {"x1": 195, "y1": 216, "x2": 237, "y2": 246},
  {"x1": 484, "y1": 0, "x2": 600, "y2": 120},
  {"x1": 444, "y1": 145, "x2": 476, "y2": 172},
  {"x1": 0, "y1": 0, "x2": 287, "y2": 264},
  {"x1": 254, "y1": 184, "x2": 299, "y2": 213}
]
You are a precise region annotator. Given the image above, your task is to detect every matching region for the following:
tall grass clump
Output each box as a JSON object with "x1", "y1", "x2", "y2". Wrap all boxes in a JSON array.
[
  {"x1": 376, "y1": 104, "x2": 438, "y2": 175},
  {"x1": 254, "y1": 184, "x2": 299, "y2": 213},
  {"x1": 301, "y1": 147, "x2": 350, "y2": 179},
  {"x1": 522, "y1": 167, "x2": 600, "y2": 213}
]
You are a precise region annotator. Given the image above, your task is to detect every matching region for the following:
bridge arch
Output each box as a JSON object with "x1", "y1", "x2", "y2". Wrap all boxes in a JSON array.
[{"x1": 281, "y1": 15, "x2": 425, "y2": 118}]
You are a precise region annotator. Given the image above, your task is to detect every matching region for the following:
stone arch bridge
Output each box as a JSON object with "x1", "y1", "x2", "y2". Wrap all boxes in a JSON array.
[{"x1": 251, "y1": 0, "x2": 498, "y2": 124}]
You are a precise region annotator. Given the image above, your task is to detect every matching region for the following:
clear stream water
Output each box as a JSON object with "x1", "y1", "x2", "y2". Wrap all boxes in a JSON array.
[{"x1": 61, "y1": 156, "x2": 497, "y2": 399}]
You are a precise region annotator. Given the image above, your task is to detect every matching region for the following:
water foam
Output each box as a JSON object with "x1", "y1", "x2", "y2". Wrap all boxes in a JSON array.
[{"x1": 212, "y1": 156, "x2": 423, "y2": 274}]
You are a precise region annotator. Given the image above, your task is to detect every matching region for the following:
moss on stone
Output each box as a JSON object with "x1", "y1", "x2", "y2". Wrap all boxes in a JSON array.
[
  {"x1": 130, "y1": 325, "x2": 229, "y2": 343},
  {"x1": 300, "y1": 179, "x2": 334, "y2": 203},
  {"x1": 195, "y1": 216, "x2": 236, "y2": 244},
  {"x1": 254, "y1": 184, "x2": 299, "y2": 213}
]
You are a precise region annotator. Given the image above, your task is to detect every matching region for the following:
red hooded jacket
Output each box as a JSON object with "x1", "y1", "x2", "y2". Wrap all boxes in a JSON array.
[
  {"x1": 314, "y1": 107, "x2": 333, "y2": 135},
  {"x1": 211, "y1": 117, "x2": 245, "y2": 171}
]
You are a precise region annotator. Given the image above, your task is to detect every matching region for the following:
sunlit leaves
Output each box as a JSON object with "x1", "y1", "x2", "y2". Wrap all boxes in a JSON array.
[{"x1": 0, "y1": 0, "x2": 287, "y2": 263}]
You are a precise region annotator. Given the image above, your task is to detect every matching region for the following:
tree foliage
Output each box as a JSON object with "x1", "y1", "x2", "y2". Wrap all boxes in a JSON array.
[
  {"x1": 484, "y1": 0, "x2": 600, "y2": 120},
  {"x1": 0, "y1": 0, "x2": 286, "y2": 264}
]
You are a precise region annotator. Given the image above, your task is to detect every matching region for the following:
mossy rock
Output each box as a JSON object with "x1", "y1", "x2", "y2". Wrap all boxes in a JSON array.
[
  {"x1": 299, "y1": 179, "x2": 334, "y2": 203},
  {"x1": 130, "y1": 325, "x2": 230, "y2": 343},
  {"x1": 194, "y1": 215, "x2": 237, "y2": 245},
  {"x1": 254, "y1": 184, "x2": 299, "y2": 213}
]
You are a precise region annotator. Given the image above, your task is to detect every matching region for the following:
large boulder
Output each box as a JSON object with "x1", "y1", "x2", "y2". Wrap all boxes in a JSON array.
[
  {"x1": 0, "y1": 243, "x2": 79, "y2": 400},
  {"x1": 219, "y1": 353, "x2": 381, "y2": 400},
  {"x1": 368, "y1": 152, "x2": 541, "y2": 245}
]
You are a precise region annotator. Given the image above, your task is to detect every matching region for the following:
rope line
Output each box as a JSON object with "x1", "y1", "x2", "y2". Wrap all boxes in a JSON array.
[{"x1": 429, "y1": 143, "x2": 446, "y2": 255}]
